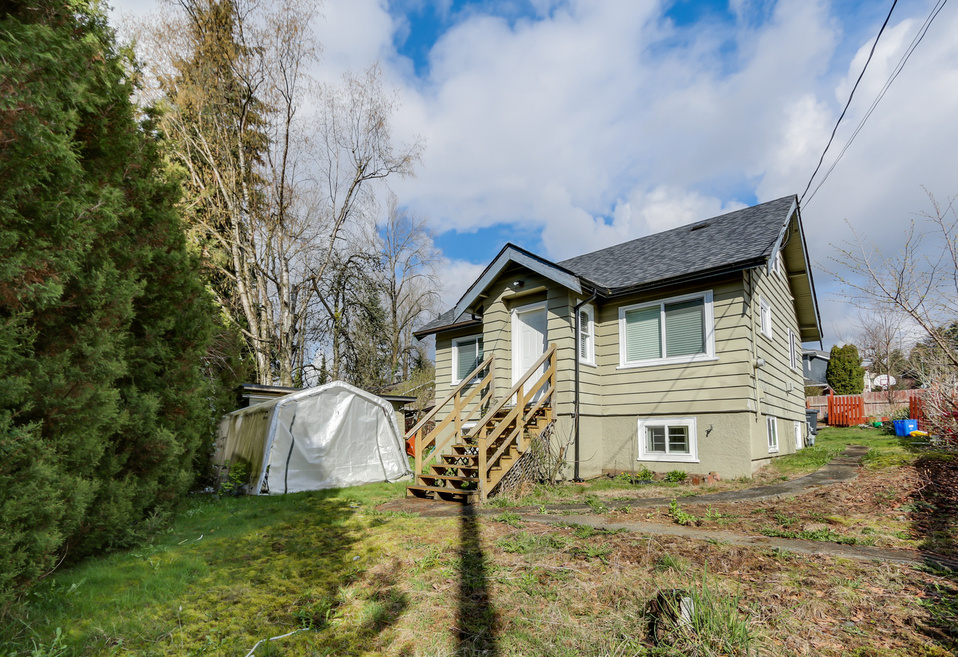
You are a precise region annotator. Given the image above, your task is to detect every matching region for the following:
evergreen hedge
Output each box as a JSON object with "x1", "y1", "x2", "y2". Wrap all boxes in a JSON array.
[{"x1": 0, "y1": 1, "x2": 216, "y2": 609}]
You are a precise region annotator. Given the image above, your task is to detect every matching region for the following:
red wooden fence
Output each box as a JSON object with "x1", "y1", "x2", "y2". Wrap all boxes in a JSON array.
[
  {"x1": 808, "y1": 390, "x2": 918, "y2": 424},
  {"x1": 909, "y1": 395, "x2": 925, "y2": 431},
  {"x1": 827, "y1": 395, "x2": 866, "y2": 427}
]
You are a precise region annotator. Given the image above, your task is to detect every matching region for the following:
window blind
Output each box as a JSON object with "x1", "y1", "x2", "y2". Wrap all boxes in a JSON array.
[
  {"x1": 625, "y1": 307, "x2": 661, "y2": 362},
  {"x1": 456, "y1": 338, "x2": 482, "y2": 381},
  {"x1": 664, "y1": 299, "x2": 704, "y2": 357}
]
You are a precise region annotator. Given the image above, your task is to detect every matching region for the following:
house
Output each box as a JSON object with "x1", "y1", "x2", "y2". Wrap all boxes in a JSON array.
[
  {"x1": 407, "y1": 195, "x2": 821, "y2": 501},
  {"x1": 802, "y1": 349, "x2": 832, "y2": 395}
]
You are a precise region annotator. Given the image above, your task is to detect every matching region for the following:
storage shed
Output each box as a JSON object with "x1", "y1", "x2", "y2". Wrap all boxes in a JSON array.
[{"x1": 215, "y1": 381, "x2": 412, "y2": 494}]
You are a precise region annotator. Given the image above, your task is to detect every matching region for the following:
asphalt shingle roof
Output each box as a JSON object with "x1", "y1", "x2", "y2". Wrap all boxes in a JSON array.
[
  {"x1": 558, "y1": 195, "x2": 796, "y2": 293},
  {"x1": 415, "y1": 195, "x2": 796, "y2": 336}
]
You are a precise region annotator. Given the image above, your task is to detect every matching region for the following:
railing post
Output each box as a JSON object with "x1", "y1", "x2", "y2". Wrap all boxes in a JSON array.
[
  {"x1": 414, "y1": 429, "x2": 421, "y2": 479},
  {"x1": 478, "y1": 432, "x2": 487, "y2": 501},
  {"x1": 454, "y1": 390, "x2": 462, "y2": 442}
]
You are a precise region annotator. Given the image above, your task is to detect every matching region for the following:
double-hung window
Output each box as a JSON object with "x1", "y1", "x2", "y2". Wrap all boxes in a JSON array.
[
  {"x1": 788, "y1": 328, "x2": 800, "y2": 370},
  {"x1": 760, "y1": 297, "x2": 773, "y2": 339},
  {"x1": 767, "y1": 416, "x2": 779, "y2": 453},
  {"x1": 578, "y1": 304, "x2": 595, "y2": 365},
  {"x1": 618, "y1": 291, "x2": 714, "y2": 367},
  {"x1": 638, "y1": 417, "x2": 698, "y2": 462},
  {"x1": 452, "y1": 335, "x2": 483, "y2": 384}
]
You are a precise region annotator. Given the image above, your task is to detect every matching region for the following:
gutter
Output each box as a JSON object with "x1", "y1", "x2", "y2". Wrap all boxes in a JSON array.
[{"x1": 572, "y1": 289, "x2": 598, "y2": 482}]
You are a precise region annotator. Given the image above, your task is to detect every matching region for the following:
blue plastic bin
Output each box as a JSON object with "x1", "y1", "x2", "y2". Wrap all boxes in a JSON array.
[{"x1": 894, "y1": 419, "x2": 918, "y2": 437}]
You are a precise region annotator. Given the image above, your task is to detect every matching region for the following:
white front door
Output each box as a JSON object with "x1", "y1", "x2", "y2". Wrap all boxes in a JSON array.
[{"x1": 512, "y1": 303, "x2": 548, "y2": 402}]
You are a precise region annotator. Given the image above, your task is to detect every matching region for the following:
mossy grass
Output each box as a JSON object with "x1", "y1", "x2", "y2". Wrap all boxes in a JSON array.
[{"x1": 0, "y1": 482, "x2": 408, "y2": 655}]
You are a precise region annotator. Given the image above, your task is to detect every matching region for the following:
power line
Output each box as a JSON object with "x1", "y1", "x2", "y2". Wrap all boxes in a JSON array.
[
  {"x1": 804, "y1": 0, "x2": 949, "y2": 206},
  {"x1": 799, "y1": 0, "x2": 899, "y2": 205}
]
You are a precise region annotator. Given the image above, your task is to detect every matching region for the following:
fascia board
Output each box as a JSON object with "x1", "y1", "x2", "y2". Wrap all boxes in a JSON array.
[
  {"x1": 453, "y1": 245, "x2": 582, "y2": 317},
  {"x1": 792, "y1": 203, "x2": 823, "y2": 342},
  {"x1": 767, "y1": 197, "x2": 798, "y2": 275}
]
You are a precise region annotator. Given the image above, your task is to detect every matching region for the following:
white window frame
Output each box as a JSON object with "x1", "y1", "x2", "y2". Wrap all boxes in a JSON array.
[
  {"x1": 788, "y1": 328, "x2": 799, "y2": 370},
  {"x1": 767, "y1": 415, "x2": 779, "y2": 453},
  {"x1": 637, "y1": 417, "x2": 698, "y2": 463},
  {"x1": 618, "y1": 290, "x2": 716, "y2": 369},
  {"x1": 759, "y1": 297, "x2": 773, "y2": 340},
  {"x1": 794, "y1": 420, "x2": 803, "y2": 451},
  {"x1": 577, "y1": 303, "x2": 595, "y2": 366},
  {"x1": 451, "y1": 334, "x2": 483, "y2": 385}
]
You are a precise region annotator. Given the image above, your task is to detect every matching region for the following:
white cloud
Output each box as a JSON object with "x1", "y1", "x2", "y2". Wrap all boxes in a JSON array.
[{"x1": 107, "y1": 0, "x2": 958, "y2": 347}]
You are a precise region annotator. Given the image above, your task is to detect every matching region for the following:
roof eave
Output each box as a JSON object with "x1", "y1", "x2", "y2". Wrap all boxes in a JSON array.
[
  {"x1": 452, "y1": 244, "x2": 583, "y2": 318},
  {"x1": 603, "y1": 257, "x2": 768, "y2": 298},
  {"x1": 412, "y1": 317, "x2": 482, "y2": 340}
]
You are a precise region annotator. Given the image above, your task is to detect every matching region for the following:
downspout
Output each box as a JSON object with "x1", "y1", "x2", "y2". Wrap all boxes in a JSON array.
[
  {"x1": 573, "y1": 290, "x2": 598, "y2": 482},
  {"x1": 747, "y1": 269, "x2": 761, "y2": 423}
]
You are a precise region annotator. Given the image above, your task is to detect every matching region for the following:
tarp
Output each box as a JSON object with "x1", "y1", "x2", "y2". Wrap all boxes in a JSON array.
[{"x1": 216, "y1": 381, "x2": 412, "y2": 494}]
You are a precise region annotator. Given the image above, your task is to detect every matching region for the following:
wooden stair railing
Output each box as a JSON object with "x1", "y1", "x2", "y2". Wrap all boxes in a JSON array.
[
  {"x1": 406, "y1": 343, "x2": 557, "y2": 503},
  {"x1": 406, "y1": 354, "x2": 496, "y2": 485}
]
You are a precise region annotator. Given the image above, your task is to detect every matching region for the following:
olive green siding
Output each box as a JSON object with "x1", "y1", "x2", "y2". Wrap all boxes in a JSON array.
[
  {"x1": 429, "y1": 259, "x2": 811, "y2": 477},
  {"x1": 591, "y1": 275, "x2": 753, "y2": 416},
  {"x1": 746, "y1": 257, "x2": 807, "y2": 451}
]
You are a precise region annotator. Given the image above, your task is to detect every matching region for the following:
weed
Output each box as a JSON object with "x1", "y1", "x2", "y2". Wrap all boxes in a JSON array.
[
  {"x1": 664, "y1": 470, "x2": 688, "y2": 483},
  {"x1": 647, "y1": 567, "x2": 755, "y2": 654},
  {"x1": 773, "y1": 511, "x2": 798, "y2": 527},
  {"x1": 668, "y1": 499, "x2": 698, "y2": 526},
  {"x1": 570, "y1": 543, "x2": 612, "y2": 561},
  {"x1": 703, "y1": 507, "x2": 723, "y2": 522},
  {"x1": 493, "y1": 511, "x2": 524, "y2": 528},
  {"x1": 24, "y1": 628, "x2": 66, "y2": 657},
  {"x1": 496, "y1": 532, "x2": 567, "y2": 555},
  {"x1": 655, "y1": 552, "x2": 687, "y2": 572},
  {"x1": 221, "y1": 459, "x2": 251, "y2": 496},
  {"x1": 585, "y1": 497, "x2": 609, "y2": 514}
]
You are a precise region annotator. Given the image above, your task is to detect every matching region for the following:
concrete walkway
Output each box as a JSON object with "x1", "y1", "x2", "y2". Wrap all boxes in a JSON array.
[{"x1": 381, "y1": 446, "x2": 958, "y2": 570}]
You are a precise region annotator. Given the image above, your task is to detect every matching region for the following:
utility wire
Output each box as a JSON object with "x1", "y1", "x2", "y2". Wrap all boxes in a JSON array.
[
  {"x1": 799, "y1": 0, "x2": 899, "y2": 205},
  {"x1": 804, "y1": 0, "x2": 949, "y2": 206}
]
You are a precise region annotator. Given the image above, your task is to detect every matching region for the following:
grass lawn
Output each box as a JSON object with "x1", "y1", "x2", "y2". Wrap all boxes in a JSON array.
[{"x1": 2, "y1": 427, "x2": 956, "y2": 656}]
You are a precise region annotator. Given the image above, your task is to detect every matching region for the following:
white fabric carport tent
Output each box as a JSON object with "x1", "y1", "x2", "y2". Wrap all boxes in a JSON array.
[{"x1": 216, "y1": 381, "x2": 412, "y2": 494}]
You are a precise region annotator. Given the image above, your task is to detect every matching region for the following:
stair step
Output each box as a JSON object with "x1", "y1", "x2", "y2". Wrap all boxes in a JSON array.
[
  {"x1": 418, "y1": 474, "x2": 479, "y2": 489},
  {"x1": 406, "y1": 485, "x2": 477, "y2": 503}
]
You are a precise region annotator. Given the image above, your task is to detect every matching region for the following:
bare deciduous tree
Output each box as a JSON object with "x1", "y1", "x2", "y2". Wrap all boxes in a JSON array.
[
  {"x1": 379, "y1": 194, "x2": 441, "y2": 381},
  {"x1": 137, "y1": 0, "x2": 422, "y2": 385},
  {"x1": 831, "y1": 190, "x2": 958, "y2": 371}
]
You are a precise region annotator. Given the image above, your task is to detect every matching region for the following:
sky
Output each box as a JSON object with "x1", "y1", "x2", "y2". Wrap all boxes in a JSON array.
[{"x1": 108, "y1": 0, "x2": 958, "y2": 349}]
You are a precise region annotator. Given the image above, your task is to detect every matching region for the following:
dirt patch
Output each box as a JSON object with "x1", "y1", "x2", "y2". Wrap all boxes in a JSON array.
[{"x1": 609, "y1": 465, "x2": 931, "y2": 551}]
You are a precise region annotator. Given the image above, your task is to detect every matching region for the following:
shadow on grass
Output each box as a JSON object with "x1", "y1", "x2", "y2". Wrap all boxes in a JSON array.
[
  {"x1": 457, "y1": 504, "x2": 498, "y2": 656},
  {"x1": 0, "y1": 487, "x2": 407, "y2": 655}
]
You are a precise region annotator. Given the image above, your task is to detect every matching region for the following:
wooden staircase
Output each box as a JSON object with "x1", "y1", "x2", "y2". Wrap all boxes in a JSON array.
[{"x1": 405, "y1": 344, "x2": 557, "y2": 503}]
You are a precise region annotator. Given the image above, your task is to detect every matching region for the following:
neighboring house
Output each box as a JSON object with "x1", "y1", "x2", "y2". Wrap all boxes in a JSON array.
[
  {"x1": 802, "y1": 349, "x2": 831, "y2": 395},
  {"x1": 411, "y1": 195, "x2": 821, "y2": 497}
]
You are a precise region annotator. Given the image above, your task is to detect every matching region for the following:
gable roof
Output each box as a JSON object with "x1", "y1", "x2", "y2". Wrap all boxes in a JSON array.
[
  {"x1": 558, "y1": 196, "x2": 796, "y2": 295},
  {"x1": 415, "y1": 195, "x2": 820, "y2": 339}
]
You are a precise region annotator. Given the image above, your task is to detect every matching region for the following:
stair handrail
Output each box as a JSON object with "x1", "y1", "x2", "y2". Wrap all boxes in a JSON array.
[
  {"x1": 407, "y1": 354, "x2": 495, "y2": 477},
  {"x1": 467, "y1": 343, "x2": 557, "y2": 441},
  {"x1": 476, "y1": 343, "x2": 557, "y2": 500}
]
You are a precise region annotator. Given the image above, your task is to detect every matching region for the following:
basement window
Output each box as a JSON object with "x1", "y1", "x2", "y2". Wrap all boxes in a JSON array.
[{"x1": 637, "y1": 417, "x2": 698, "y2": 463}]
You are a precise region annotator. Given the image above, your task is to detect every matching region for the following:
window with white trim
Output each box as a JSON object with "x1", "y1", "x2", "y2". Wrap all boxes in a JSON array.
[
  {"x1": 578, "y1": 304, "x2": 595, "y2": 365},
  {"x1": 794, "y1": 421, "x2": 803, "y2": 450},
  {"x1": 618, "y1": 291, "x2": 715, "y2": 368},
  {"x1": 451, "y1": 335, "x2": 483, "y2": 384},
  {"x1": 759, "y1": 298, "x2": 773, "y2": 339},
  {"x1": 767, "y1": 416, "x2": 779, "y2": 453},
  {"x1": 788, "y1": 328, "x2": 799, "y2": 370},
  {"x1": 638, "y1": 417, "x2": 698, "y2": 463}
]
